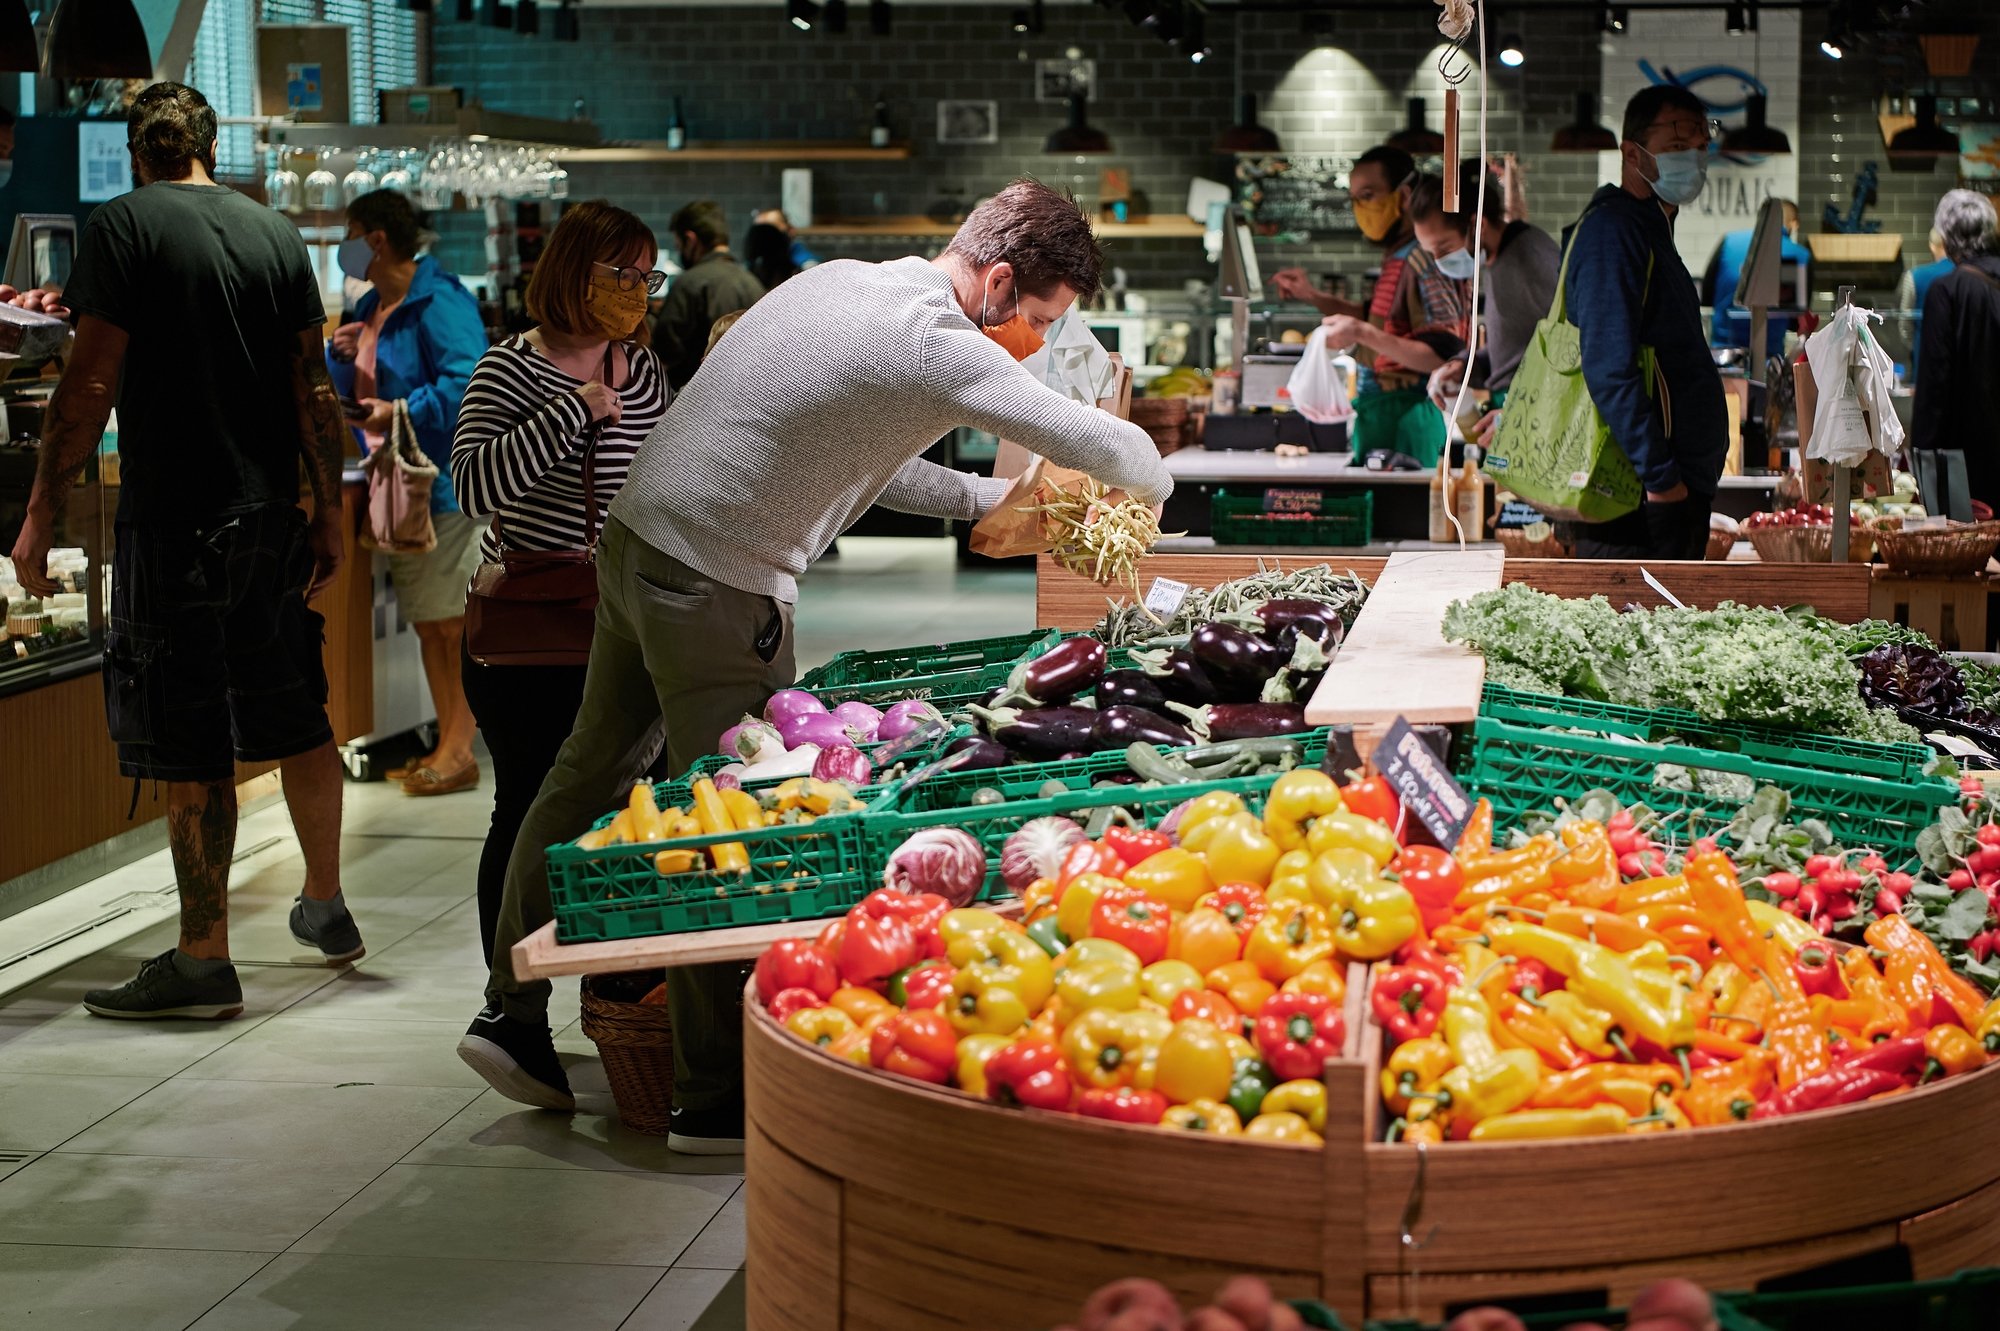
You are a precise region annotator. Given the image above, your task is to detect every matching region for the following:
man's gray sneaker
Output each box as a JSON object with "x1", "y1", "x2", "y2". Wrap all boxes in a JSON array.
[
  {"x1": 83, "y1": 950, "x2": 244, "y2": 1020},
  {"x1": 290, "y1": 896, "x2": 366, "y2": 964}
]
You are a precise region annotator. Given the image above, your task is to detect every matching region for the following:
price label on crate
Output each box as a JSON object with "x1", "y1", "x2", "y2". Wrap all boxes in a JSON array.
[
  {"x1": 1375, "y1": 715, "x2": 1474, "y2": 847},
  {"x1": 1262, "y1": 487, "x2": 1326, "y2": 514},
  {"x1": 1143, "y1": 577, "x2": 1190, "y2": 618}
]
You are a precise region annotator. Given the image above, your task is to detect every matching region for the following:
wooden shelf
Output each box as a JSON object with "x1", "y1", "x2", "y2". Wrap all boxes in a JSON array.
[
  {"x1": 556, "y1": 141, "x2": 912, "y2": 163},
  {"x1": 801, "y1": 215, "x2": 1206, "y2": 239}
]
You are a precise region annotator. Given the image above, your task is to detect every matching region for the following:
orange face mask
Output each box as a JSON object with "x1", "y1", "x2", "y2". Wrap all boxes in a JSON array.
[{"x1": 984, "y1": 316, "x2": 1045, "y2": 361}]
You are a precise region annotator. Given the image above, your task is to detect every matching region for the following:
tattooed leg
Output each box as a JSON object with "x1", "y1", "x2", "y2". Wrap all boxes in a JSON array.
[{"x1": 167, "y1": 778, "x2": 238, "y2": 959}]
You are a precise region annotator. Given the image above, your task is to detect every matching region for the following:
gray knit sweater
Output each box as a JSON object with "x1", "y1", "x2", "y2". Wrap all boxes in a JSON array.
[{"x1": 609, "y1": 256, "x2": 1174, "y2": 600}]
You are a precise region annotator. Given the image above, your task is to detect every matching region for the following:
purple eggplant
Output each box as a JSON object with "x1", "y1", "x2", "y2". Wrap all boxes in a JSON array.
[
  {"x1": 1167, "y1": 701, "x2": 1310, "y2": 742},
  {"x1": 1190, "y1": 622, "x2": 1289, "y2": 692},
  {"x1": 992, "y1": 637, "x2": 1105, "y2": 706},
  {"x1": 1090, "y1": 705, "x2": 1193, "y2": 750},
  {"x1": 1133, "y1": 647, "x2": 1221, "y2": 706},
  {"x1": 941, "y1": 736, "x2": 1014, "y2": 772},
  {"x1": 966, "y1": 703, "x2": 1101, "y2": 758},
  {"x1": 1095, "y1": 669, "x2": 1172, "y2": 715},
  {"x1": 1255, "y1": 599, "x2": 1348, "y2": 648}
]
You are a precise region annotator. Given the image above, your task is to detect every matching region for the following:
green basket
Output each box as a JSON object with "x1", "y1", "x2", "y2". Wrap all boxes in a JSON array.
[
  {"x1": 1460, "y1": 685, "x2": 1955, "y2": 869},
  {"x1": 1211, "y1": 489, "x2": 1373, "y2": 547},
  {"x1": 797, "y1": 629, "x2": 1062, "y2": 705}
]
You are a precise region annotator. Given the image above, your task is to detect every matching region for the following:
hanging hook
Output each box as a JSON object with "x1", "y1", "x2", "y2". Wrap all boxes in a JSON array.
[
  {"x1": 1397, "y1": 1140, "x2": 1442, "y2": 1315},
  {"x1": 1437, "y1": 42, "x2": 1473, "y2": 88}
]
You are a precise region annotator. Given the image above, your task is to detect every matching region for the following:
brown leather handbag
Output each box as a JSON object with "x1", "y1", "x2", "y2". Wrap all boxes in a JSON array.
[{"x1": 464, "y1": 349, "x2": 614, "y2": 667}]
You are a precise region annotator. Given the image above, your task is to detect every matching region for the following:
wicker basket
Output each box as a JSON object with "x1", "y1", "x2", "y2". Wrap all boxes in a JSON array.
[
  {"x1": 1705, "y1": 528, "x2": 1737, "y2": 561},
  {"x1": 1874, "y1": 521, "x2": 2000, "y2": 577},
  {"x1": 1496, "y1": 527, "x2": 1570, "y2": 559},
  {"x1": 580, "y1": 973, "x2": 675, "y2": 1135},
  {"x1": 1746, "y1": 524, "x2": 1875, "y2": 564}
]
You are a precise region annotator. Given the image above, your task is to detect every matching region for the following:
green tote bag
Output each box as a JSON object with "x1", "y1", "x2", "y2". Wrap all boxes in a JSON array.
[{"x1": 1483, "y1": 211, "x2": 1655, "y2": 523}]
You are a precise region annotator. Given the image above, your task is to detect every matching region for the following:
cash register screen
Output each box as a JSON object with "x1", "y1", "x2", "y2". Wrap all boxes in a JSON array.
[{"x1": 3, "y1": 214, "x2": 77, "y2": 293}]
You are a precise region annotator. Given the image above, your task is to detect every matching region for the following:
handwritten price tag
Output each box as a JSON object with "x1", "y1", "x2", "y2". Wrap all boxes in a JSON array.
[{"x1": 1144, "y1": 577, "x2": 1190, "y2": 619}]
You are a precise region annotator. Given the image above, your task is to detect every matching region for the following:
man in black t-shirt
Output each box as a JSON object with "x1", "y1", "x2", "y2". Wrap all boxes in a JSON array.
[{"x1": 8, "y1": 83, "x2": 367, "y2": 1019}]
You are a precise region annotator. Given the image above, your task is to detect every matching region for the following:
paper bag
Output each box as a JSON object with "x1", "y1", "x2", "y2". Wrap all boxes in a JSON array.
[{"x1": 968, "y1": 456, "x2": 1094, "y2": 558}]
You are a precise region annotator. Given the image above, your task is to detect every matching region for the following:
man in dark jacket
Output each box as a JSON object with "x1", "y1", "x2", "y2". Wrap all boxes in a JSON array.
[
  {"x1": 1565, "y1": 85, "x2": 1730, "y2": 559},
  {"x1": 1912, "y1": 189, "x2": 2000, "y2": 513},
  {"x1": 653, "y1": 199, "x2": 764, "y2": 389}
]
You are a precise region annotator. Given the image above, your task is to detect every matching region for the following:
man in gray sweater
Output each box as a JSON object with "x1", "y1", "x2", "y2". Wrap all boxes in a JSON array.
[{"x1": 460, "y1": 180, "x2": 1172, "y2": 1151}]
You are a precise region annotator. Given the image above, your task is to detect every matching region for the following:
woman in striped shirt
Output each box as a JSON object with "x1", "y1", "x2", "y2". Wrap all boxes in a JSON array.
[{"x1": 451, "y1": 201, "x2": 671, "y2": 980}]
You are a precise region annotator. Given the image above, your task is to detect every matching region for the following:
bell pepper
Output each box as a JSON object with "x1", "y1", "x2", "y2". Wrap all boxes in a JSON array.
[
  {"x1": 829, "y1": 985, "x2": 898, "y2": 1029},
  {"x1": 1091, "y1": 886, "x2": 1173, "y2": 965},
  {"x1": 1175, "y1": 789, "x2": 1248, "y2": 844},
  {"x1": 1281, "y1": 958, "x2": 1347, "y2": 1004},
  {"x1": 985, "y1": 1038, "x2": 1074, "y2": 1110},
  {"x1": 1261, "y1": 1078, "x2": 1327, "y2": 1132},
  {"x1": 1254, "y1": 990, "x2": 1346, "y2": 1081},
  {"x1": 868, "y1": 1009, "x2": 956, "y2": 1084},
  {"x1": 1980, "y1": 996, "x2": 2000, "y2": 1054},
  {"x1": 1170, "y1": 988, "x2": 1241, "y2": 1032},
  {"x1": 1154, "y1": 1018, "x2": 1238, "y2": 1104},
  {"x1": 1206, "y1": 960, "x2": 1278, "y2": 1019},
  {"x1": 1331, "y1": 877, "x2": 1420, "y2": 960},
  {"x1": 1438, "y1": 981, "x2": 1544, "y2": 1122},
  {"x1": 755, "y1": 939, "x2": 838, "y2": 1009},
  {"x1": 1055, "y1": 949, "x2": 1143, "y2": 1019},
  {"x1": 937, "y1": 907, "x2": 1017, "y2": 961},
  {"x1": 1245, "y1": 1111, "x2": 1323, "y2": 1144},
  {"x1": 1021, "y1": 877, "x2": 1058, "y2": 920},
  {"x1": 1025, "y1": 915, "x2": 1066, "y2": 958},
  {"x1": 1161, "y1": 1099, "x2": 1243, "y2": 1134},
  {"x1": 1121, "y1": 847, "x2": 1214, "y2": 913},
  {"x1": 1305, "y1": 847, "x2": 1377, "y2": 913},
  {"x1": 1792, "y1": 942, "x2": 1847, "y2": 999},
  {"x1": 855, "y1": 888, "x2": 952, "y2": 951},
  {"x1": 1264, "y1": 769, "x2": 1344, "y2": 852},
  {"x1": 1062, "y1": 1007, "x2": 1172, "y2": 1089},
  {"x1": 1549, "y1": 821, "x2": 1619, "y2": 908},
  {"x1": 1244, "y1": 900, "x2": 1336, "y2": 983},
  {"x1": 1865, "y1": 914, "x2": 1989, "y2": 1029},
  {"x1": 766, "y1": 987, "x2": 827, "y2": 1026},
  {"x1": 947, "y1": 966, "x2": 1035, "y2": 1037},
  {"x1": 1057, "y1": 840, "x2": 1123, "y2": 888},
  {"x1": 1486, "y1": 921, "x2": 1695, "y2": 1053},
  {"x1": 1195, "y1": 813, "x2": 1282, "y2": 888},
  {"x1": 952, "y1": 928, "x2": 1054, "y2": 1010},
  {"x1": 1396, "y1": 845, "x2": 1465, "y2": 929},
  {"x1": 786, "y1": 1003, "x2": 856, "y2": 1048},
  {"x1": 1372, "y1": 964, "x2": 1449, "y2": 1042},
  {"x1": 837, "y1": 909, "x2": 923, "y2": 988},
  {"x1": 1469, "y1": 1103, "x2": 1630, "y2": 1141},
  {"x1": 1103, "y1": 825, "x2": 1172, "y2": 871},
  {"x1": 1171, "y1": 907, "x2": 1242, "y2": 973},
  {"x1": 1338, "y1": 773, "x2": 1401, "y2": 827},
  {"x1": 1396, "y1": 1116, "x2": 1446, "y2": 1145},
  {"x1": 1380, "y1": 1036, "x2": 1455, "y2": 1117},
  {"x1": 825, "y1": 1026, "x2": 872, "y2": 1065},
  {"x1": 1076, "y1": 1086, "x2": 1168, "y2": 1124},
  {"x1": 954, "y1": 1033, "x2": 1012, "y2": 1097},
  {"x1": 1140, "y1": 959, "x2": 1204, "y2": 1009},
  {"x1": 889, "y1": 959, "x2": 955, "y2": 1010},
  {"x1": 1751, "y1": 1064, "x2": 1906, "y2": 1119},
  {"x1": 1306, "y1": 809, "x2": 1399, "y2": 868},
  {"x1": 1199, "y1": 881, "x2": 1269, "y2": 938},
  {"x1": 1924, "y1": 1025, "x2": 1986, "y2": 1079},
  {"x1": 1227, "y1": 1056, "x2": 1275, "y2": 1121},
  {"x1": 1265, "y1": 851, "x2": 1315, "y2": 906},
  {"x1": 1056, "y1": 872, "x2": 1122, "y2": 946},
  {"x1": 1506, "y1": 956, "x2": 1558, "y2": 1002},
  {"x1": 1677, "y1": 1051, "x2": 1774, "y2": 1125}
]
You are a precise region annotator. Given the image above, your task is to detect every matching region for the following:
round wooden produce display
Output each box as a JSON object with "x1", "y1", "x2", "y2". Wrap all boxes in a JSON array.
[{"x1": 743, "y1": 997, "x2": 2000, "y2": 1330}]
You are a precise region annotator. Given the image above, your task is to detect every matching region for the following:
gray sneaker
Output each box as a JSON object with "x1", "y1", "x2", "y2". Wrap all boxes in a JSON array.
[
  {"x1": 83, "y1": 950, "x2": 244, "y2": 1020},
  {"x1": 289, "y1": 897, "x2": 366, "y2": 965}
]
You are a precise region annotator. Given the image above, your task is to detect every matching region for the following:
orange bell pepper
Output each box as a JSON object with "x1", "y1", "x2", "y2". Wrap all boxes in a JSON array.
[
  {"x1": 1206, "y1": 960, "x2": 1277, "y2": 1019},
  {"x1": 1280, "y1": 958, "x2": 1346, "y2": 1004},
  {"x1": 1172, "y1": 906, "x2": 1243, "y2": 973},
  {"x1": 1243, "y1": 899, "x2": 1335, "y2": 983},
  {"x1": 1676, "y1": 1050, "x2": 1774, "y2": 1125}
]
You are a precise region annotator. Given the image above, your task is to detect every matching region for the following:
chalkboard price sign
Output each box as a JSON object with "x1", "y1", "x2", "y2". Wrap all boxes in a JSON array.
[{"x1": 1235, "y1": 153, "x2": 1359, "y2": 239}]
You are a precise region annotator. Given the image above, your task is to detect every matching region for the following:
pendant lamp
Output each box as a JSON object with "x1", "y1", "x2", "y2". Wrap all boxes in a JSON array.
[
  {"x1": 1551, "y1": 90, "x2": 1617, "y2": 152},
  {"x1": 1889, "y1": 94, "x2": 1959, "y2": 159},
  {"x1": 1385, "y1": 97, "x2": 1444, "y2": 156},
  {"x1": 1720, "y1": 92, "x2": 1791, "y2": 155},
  {"x1": 1, "y1": 0, "x2": 36, "y2": 72},
  {"x1": 1044, "y1": 93, "x2": 1111, "y2": 155},
  {"x1": 43, "y1": 0, "x2": 153, "y2": 80},
  {"x1": 1213, "y1": 93, "x2": 1280, "y2": 154}
]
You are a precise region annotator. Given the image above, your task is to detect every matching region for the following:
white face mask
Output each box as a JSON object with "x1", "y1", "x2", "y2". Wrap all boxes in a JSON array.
[
  {"x1": 1640, "y1": 145, "x2": 1709, "y2": 207},
  {"x1": 1434, "y1": 247, "x2": 1478, "y2": 281},
  {"x1": 0, "y1": 161, "x2": 13, "y2": 190}
]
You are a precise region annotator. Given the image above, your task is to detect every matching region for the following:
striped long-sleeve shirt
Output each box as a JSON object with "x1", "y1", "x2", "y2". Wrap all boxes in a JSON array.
[{"x1": 450, "y1": 335, "x2": 672, "y2": 560}]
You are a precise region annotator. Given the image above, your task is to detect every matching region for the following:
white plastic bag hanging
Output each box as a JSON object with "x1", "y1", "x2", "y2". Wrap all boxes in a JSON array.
[
  {"x1": 1283, "y1": 324, "x2": 1355, "y2": 425},
  {"x1": 1803, "y1": 304, "x2": 1903, "y2": 467}
]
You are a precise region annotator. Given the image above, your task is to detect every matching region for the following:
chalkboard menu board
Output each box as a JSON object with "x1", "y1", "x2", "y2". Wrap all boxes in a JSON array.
[{"x1": 1235, "y1": 153, "x2": 1360, "y2": 239}]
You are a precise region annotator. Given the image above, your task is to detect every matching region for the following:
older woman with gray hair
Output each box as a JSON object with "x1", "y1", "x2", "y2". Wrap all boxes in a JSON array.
[{"x1": 1912, "y1": 189, "x2": 2000, "y2": 512}]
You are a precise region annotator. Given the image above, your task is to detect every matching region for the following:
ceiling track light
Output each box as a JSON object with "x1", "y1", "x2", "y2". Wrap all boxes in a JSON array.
[
  {"x1": 1181, "y1": 9, "x2": 1209, "y2": 64},
  {"x1": 825, "y1": 0, "x2": 847, "y2": 32},
  {"x1": 1011, "y1": 0, "x2": 1044, "y2": 36},
  {"x1": 1725, "y1": 3, "x2": 1755, "y2": 35},
  {"x1": 788, "y1": 0, "x2": 818, "y2": 30},
  {"x1": 1601, "y1": 5, "x2": 1628, "y2": 35},
  {"x1": 553, "y1": 0, "x2": 578, "y2": 39},
  {"x1": 869, "y1": 0, "x2": 889, "y2": 33},
  {"x1": 1498, "y1": 34, "x2": 1526, "y2": 69},
  {"x1": 482, "y1": 0, "x2": 511, "y2": 29},
  {"x1": 1820, "y1": 36, "x2": 1845, "y2": 60},
  {"x1": 514, "y1": 0, "x2": 538, "y2": 35}
]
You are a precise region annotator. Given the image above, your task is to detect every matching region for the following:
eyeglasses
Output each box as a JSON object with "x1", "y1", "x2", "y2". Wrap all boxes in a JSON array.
[
  {"x1": 592, "y1": 261, "x2": 668, "y2": 294},
  {"x1": 1646, "y1": 117, "x2": 1723, "y2": 150}
]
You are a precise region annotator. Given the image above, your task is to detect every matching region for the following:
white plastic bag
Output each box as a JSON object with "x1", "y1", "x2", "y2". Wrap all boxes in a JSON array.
[
  {"x1": 1803, "y1": 304, "x2": 1903, "y2": 467},
  {"x1": 1283, "y1": 324, "x2": 1355, "y2": 425}
]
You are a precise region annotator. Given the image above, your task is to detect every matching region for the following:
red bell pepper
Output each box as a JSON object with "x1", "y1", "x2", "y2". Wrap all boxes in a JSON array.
[
  {"x1": 1340, "y1": 773, "x2": 1401, "y2": 828},
  {"x1": 1750, "y1": 1065, "x2": 1906, "y2": 1119},
  {"x1": 1170, "y1": 989, "x2": 1243, "y2": 1034},
  {"x1": 1394, "y1": 845, "x2": 1463, "y2": 926},
  {"x1": 1508, "y1": 957, "x2": 1560, "y2": 1001},
  {"x1": 1792, "y1": 942, "x2": 1848, "y2": 999},
  {"x1": 889, "y1": 957, "x2": 954, "y2": 1010},
  {"x1": 1255, "y1": 990, "x2": 1346, "y2": 1081},
  {"x1": 1076, "y1": 1086, "x2": 1168, "y2": 1124},
  {"x1": 856, "y1": 889, "x2": 952, "y2": 957},
  {"x1": 1371, "y1": 965, "x2": 1448, "y2": 1042},
  {"x1": 1103, "y1": 826, "x2": 1172, "y2": 871},
  {"x1": 1057, "y1": 840, "x2": 1123, "y2": 888},
  {"x1": 755, "y1": 939, "x2": 838, "y2": 1009},
  {"x1": 984, "y1": 1038, "x2": 1074, "y2": 1110},
  {"x1": 1090, "y1": 885, "x2": 1171, "y2": 965},
  {"x1": 867, "y1": 1009, "x2": 956, "y2": 1084},
  {"x1": 1394, "y1": 937, "x2": 1466, "y2": 986},
  {"x1": 1204, "y1": 881, "x2": 1269, "y2": 938},
  {"x1": 838, "y1": 909, "x2": 922, "y2": 987},
  {"x1": 766, "y1": 987, "x2": 827, "y2": 1025}
]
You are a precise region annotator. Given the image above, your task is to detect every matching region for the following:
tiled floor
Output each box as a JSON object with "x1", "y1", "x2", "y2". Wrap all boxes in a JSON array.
[{"x1": 0, "y1": 539, "x2": 1031, "y2": 1330}]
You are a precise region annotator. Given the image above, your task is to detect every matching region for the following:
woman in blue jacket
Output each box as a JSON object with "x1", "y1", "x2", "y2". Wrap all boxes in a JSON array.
[{"x1": 329, "y1": 190, "x2": 489, "y2": 796}]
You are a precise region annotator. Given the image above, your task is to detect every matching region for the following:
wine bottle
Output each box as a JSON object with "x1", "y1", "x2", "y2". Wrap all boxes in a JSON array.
[
  {"x1": 667, "y1": 97, "x2": 687, "y2": 152},
  {"x1": 869, "y1": 98, "x2": 891, "y2": 149}
]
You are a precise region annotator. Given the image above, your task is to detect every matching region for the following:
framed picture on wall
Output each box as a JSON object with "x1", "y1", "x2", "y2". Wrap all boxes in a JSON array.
[
  {"x1": 937, "y1": 100, "x2": 999, "y2": 145},
  {"x1": 1036, "y1": 58, "x2": 1095, "y2": 104}
]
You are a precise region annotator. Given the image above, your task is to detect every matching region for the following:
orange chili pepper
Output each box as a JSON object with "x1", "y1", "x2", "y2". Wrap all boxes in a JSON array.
[
  {"x1": 1530, "y1": 1062, "x2": 1683, "y2": 1109},
  {"x1": 1616, "y1": 876, "x2": 1693, "y2": 913},
  {"x1": 1677, "y1": 1051, "x2": 1773, "y2": 1126},
  {"x1": 1865, "y1": 914, "x2": 1988, "y2": 1029},
  {"x1": 1691, "y1": 1028, "x2": 1763, "y2": 1061},
  {"x1": 1498, "y1": 994, "x2": 1587, "y2": 1070},
  {"x1": 1836, "y1": 951, "x2": 1910, "y2": 1042},
  {"x1": 1544, "y1": 905, "x2": 1669, "y2": 954},
  {"x1": 1454, "y1": 798, "x2": 1494, "y2": 858}
]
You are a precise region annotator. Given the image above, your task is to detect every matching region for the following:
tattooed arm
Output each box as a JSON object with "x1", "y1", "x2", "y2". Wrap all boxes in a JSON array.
[
  {"x1": 9, "y1": 315, "x2": 126, "y2": 598},
  {"x1": 290, "y1": 326, "x2": 351, "y2": 600}
]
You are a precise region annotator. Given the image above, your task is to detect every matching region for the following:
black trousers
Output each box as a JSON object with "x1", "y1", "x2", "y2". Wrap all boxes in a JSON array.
[{"x1": 1574, "y1": 495, "x2": 1714, "y2": 561}]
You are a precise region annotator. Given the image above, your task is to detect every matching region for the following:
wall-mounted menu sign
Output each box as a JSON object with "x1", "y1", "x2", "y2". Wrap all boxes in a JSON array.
[{"x1": 1236, "y1": 154, "x2": 1358, "y2": 239}]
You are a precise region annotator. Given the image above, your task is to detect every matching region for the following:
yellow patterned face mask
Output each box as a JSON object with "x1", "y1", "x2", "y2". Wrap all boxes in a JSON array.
[{"x1": 1353, "y1": 190, "x2": 1404, "y2": 243}]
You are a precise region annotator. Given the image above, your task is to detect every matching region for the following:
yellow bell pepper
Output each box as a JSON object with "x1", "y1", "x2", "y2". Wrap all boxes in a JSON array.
[
  {"x1": 1176, "y1": 790, "x2": 1248, "y2": 845},
  {"x1": 1263, "y1": 769, "x2": 1344, "y2": 852},
  {"x1": 1304, "y1": 848, "x2": 1377, "y2": 914},
  {"x1": 1141, "y1": 959, "x2": 1204, "y2": 1009},
  {"x1": 954, "y1": 1033, "x2": 1013, "y2": 1098},
  {"x1": 1306, "y1": 809, "x2": 1399, "y2": 868},
  {"x1": 1488, "y1": 921, "x2": 1696, "y2": 1052},
  {"x1": 1161, "y1": 1098, "x2": 1243, "y2": 1134},
  {"x1": 1329, "y1": 877, "x2": 1419, "y2": 961},
  {"x1": 1979, "y1": 996, "x2": 2000, "y2": 1054},
  {"x1": 1438, "y1": 982, "x2": 1543, "y2": 1123},
  {"x1": 1199, "y1": 813, "x2": 1282, "y2": 888},
  {"x1": 786, "y1": 1005, "x2": 857, "y2": 1047},
  {"x1": 1057, "y1": 872, "x2": 1122, "y2": 944},
  {"x1": 939, "y1": 908, "x2": 1017, "y2": 961},
  {"x1": 1379, "y1": 1036, "x2": 1455, "y2": 1117},
  {"x1": 1469, "y1": 1103, "x2": 1630, "y2": 1141},
  {"x1": 1120, "y1": 848, "x2": 1212, "y2": 913},
  {"x1": 1171, "y1": 907, "x2": 1242, "y2": 973},
  {"x1": 1245, "y1": 1111, "x2": 1323, "y2": 1145},
  {"x1": 1261, "y1": 1078, "x2": 1328, "y2": 1132},
  {"x1": 1265, "y1": 850, "x2": 1315, "y2": 905},
  {"x1": 1540, "y1": 990, "x2": 1619, "y2": 1058},
  {"x1": 1153, "y1": 1018, "x2": 1237, "y2": 1103},
  {"x1": 1281, "y1": 958, "x2": 1347, "y2": 1004},
  {"x1": 950, "y1": 929, "x2": 1054, "y2": 1012},
  {"x1": 1222, "y1": 1030, "x2": 1259, "y2": 1064},
  {"x1": 947, "y1": 966, "x2": 1036, "y2": 1037},
  {"x1": 1243, "y1": 900, "x2": 1336, "y2": 983},
  {"x1": 1054, "y1": 944, "x2": 1144, "y2": 1019},
  {"x1": 1059, "y1": 937, "x2": 1143, "y2": 974},
  {"x1": 1926, "y1": 1024, "x2": 1987, "y2": 1077},
  {"x1": 1063, "y1": 1007, "x2": 1172, "y2": 1089}
]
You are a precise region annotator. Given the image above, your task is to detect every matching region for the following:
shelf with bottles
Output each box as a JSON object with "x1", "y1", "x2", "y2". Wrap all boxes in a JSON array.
[{"x1": 554, "y1": 141, "x2": 914, "y2": 163}]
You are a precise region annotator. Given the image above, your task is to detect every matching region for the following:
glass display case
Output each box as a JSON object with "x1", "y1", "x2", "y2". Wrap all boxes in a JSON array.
[{"x1": 0, "y1": 422, "x2": 109, "y2": 699}]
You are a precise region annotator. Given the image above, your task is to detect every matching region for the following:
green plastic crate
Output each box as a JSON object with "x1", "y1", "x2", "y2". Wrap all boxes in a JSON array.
[
  {"x1": 796, "y1": 629, "x2": 1061, "y2": 705},
  {"x1": 1211, "y1": 489, "x2": 1372, "y2": 547},
  {"x1": 651, "y1": 726, "x2": 964, "y2": 813},
  {"x1": 1459, "y1": 685, "x2": 1955, "y2": 869}
]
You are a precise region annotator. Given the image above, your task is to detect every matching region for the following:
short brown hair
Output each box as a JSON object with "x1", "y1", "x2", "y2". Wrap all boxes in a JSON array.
[
  {"x1": 527, "y1": 200, "x2": 658, "y2": 338},
  {"x1": 670, "y1": 199, "x2": 730, "y2": 249},
  {"x1": 129, "y1": 82, "x2": 216, "y2": 181},
  {"x1": 945, "y1": 179, "x2": 1103, "y2": 303},
  {"x1": 1407, "y1": 164, "x2": 1503, "y2": 234}
]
